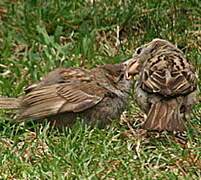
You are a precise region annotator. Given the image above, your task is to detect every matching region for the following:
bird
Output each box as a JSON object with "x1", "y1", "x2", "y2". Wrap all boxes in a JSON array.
[
  {"x1": 0, "y1": 60, "x2": 137, "y2": 129},
  {"x1": 127, "y1": 38, "x2": 198, "y2": 132}
]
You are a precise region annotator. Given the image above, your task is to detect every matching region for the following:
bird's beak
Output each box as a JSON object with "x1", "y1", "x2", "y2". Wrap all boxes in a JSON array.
[{"x1": 123, "y1": 58, "x2": 140, "y2": 80}]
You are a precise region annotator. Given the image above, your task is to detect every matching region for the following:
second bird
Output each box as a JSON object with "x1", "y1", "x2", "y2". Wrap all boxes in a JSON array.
[{"x1": 128, "y1": 39, "x2": 197, "y2": 132}]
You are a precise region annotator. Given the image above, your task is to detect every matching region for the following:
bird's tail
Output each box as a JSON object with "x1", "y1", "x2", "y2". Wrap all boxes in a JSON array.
[
  {"x1": 143, "y1": 98, "x2": 185, "y2": 131},
  {"x1": 0, "y1": 97, "x2": 21, "y2": 109}
]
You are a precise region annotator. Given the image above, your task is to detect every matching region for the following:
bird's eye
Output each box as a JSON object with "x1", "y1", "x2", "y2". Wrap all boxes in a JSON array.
[
  {"x1": 119, "y1": 73, "x2": 125, "y2": 81},
  {"x1": 136, "y1": 47, "x2": 142, "y2": 55}
]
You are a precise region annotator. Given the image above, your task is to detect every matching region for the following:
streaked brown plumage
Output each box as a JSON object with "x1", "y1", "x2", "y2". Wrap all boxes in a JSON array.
[
  {"x1": 0, "y1": 60, "x2": 137, "y2": 129},
  {"x1": 128, "y1": 39, "x2": 197, "y2": 131}
]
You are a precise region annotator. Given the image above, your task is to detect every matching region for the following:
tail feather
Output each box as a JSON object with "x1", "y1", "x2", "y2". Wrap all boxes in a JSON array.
[
  {"x1": 0, "y1": 97, "x2": 21, "y2": 109},
  {"x1": 143, "y1": 98, "x2": 185, "y2": 131}
]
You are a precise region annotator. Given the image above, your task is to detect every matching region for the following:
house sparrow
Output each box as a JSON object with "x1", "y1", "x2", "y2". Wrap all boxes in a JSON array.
[
  {"x1": 0, "y1": 60, "x2": 137, "y2": 129},
  {"x1": 127, "y1": 39, "x2": 198, "y2": 131}
]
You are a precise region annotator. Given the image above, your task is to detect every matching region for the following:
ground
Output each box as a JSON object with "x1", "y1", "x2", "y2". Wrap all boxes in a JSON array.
[{"x1": 0, "y1": 0, "x2": 201, "y2": 179}]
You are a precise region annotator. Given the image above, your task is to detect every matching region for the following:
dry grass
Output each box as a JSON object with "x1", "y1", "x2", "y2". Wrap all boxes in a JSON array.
[{"x1": 0, "y1": 0, "x2": 200, "y2": 179}]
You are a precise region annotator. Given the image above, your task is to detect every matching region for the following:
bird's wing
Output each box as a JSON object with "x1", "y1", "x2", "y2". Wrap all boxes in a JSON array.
[
  {"x1": 16, "y1": 68, "x2": 106, "y2": 121},
  {"x1": 140, "y1": 53, "x2": 197, "y2": 96}
]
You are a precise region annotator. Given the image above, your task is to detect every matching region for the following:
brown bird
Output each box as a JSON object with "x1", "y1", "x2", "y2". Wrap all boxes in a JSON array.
[
  {"x1": 127, "y1": 39, "x2": 198, "y2": 131},
  {"x1": 0, "y1": 60, "x2": 137, "y2": 129}
]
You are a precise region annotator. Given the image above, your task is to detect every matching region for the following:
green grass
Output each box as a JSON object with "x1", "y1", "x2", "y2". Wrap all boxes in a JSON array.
[{"x1": 0, "y1": 0, "x2": 201, "y2": 179}]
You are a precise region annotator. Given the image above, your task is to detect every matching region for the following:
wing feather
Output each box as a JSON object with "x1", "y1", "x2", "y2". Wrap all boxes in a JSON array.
[
  {"x1": 16, "y1": 68, "x2": 106, "y2": 121},
  {"x1": 141, "y1": 53, "x2": 196, "y2": 96}
]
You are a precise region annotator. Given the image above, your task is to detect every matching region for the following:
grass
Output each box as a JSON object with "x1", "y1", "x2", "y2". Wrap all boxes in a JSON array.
[{"x1": 0, "y1": 0, "x2": 201, "y2": 179}]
